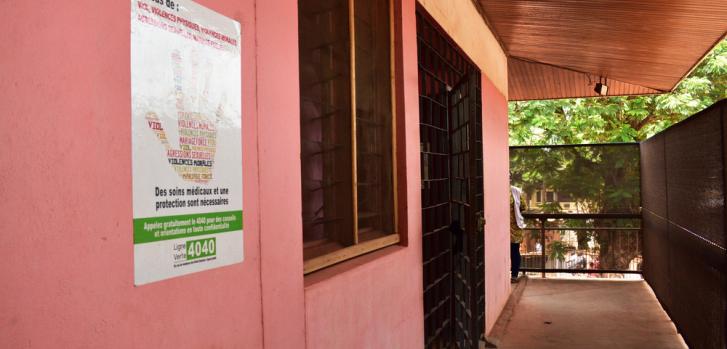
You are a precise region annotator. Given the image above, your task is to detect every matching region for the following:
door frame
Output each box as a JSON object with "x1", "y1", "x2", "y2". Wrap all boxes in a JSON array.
[{"x1": 416, "y1": 6, "x2": 486, "y2": 348}]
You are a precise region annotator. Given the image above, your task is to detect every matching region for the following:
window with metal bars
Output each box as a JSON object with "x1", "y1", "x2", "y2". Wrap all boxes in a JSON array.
[{"x1": 298, "y1": 0, "x2": 397, "y2": 274}]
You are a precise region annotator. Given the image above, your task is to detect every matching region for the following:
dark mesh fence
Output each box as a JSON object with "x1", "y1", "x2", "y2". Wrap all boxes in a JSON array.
[
  {"x1": 510, "y1": 144, "x2": 641, "y2": 214},
  {"x1": 641, "y1": 99, "x2": 727, "y2": 349},
  {"x1": 510, "y1": 144, "x2": 642, "y2": 277}
]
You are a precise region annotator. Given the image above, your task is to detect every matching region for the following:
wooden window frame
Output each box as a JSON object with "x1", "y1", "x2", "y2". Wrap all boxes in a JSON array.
[{"x1": 302, "y1": 0, "x2": 399, "y2": 274}]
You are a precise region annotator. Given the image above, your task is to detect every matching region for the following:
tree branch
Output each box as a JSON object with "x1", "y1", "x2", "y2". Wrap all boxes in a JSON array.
[{"x1": 636, "y1": 114, "x2": 656, "y2": 131}]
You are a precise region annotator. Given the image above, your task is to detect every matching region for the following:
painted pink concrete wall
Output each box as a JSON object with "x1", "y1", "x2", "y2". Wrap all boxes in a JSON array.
[
  {"x1": 0, "y1": 1, "x2": 266, "y2": 348},
  {"x1": 0, "y1": 0, "x2": 509, "y2": 347},
  {"x1": 481, "y1": 76, "x2": 512, "y2": 335},
  {"x1": 255, "y1": 0, "x2": 307, "y2": 347}
]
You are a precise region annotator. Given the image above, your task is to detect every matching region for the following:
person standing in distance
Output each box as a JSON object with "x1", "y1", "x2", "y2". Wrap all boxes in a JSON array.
[{"x1": 510, "y1": 185, "x2": 526, "y2": 283}]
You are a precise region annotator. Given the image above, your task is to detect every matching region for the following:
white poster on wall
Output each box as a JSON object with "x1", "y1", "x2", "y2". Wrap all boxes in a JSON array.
[{"x1": 131, "y1": 0, "x2": 242, "y2": 285}]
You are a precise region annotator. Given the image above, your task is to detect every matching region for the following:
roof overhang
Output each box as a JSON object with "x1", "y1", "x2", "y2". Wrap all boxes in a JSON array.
[{"x1": 475, "y1": 0, "x2": 727, "y2": 101}]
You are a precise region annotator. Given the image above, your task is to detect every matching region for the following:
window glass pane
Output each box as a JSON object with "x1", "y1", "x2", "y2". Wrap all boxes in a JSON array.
[
  {"x1": 354, "y1": 0, "x2": 395, "y2": 242},
  {"x1": 299, "y1": 0, "x2": 355, "y2": 259},
  {"x1": 546, "y1": 191, "x2": 554, "y2": 202}
]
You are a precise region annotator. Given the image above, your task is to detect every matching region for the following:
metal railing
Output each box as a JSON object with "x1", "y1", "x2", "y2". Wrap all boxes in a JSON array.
[{"x1": 519, "y1": 213, "x2": 643, "y2": 278}]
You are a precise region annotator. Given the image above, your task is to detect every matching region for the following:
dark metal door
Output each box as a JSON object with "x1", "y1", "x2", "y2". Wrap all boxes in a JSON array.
[
  {"x1": 418, "y1": 9, "x2": 484, "y2": 349},
  {"x1": 448, "y1": 72, "x2": 484, "y2": 349},
  {"x1": 419, "y1": 53, "x2": 455, "y2": 349}
]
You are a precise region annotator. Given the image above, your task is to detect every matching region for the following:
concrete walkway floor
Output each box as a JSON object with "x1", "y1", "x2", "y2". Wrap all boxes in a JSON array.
[{"x1": 496, "y1": 278, "x2": 687, "y2": 349}]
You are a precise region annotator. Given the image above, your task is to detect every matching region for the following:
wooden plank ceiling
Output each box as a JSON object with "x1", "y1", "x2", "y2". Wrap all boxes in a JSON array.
[{"x1": 476, "y1": 0, "x2": 727, "y2": 101}]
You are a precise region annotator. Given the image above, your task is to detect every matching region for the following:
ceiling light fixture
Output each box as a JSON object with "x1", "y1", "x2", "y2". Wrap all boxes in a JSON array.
[{"x1": 594, "y1": 76, "x2": 608, "y2": 96}]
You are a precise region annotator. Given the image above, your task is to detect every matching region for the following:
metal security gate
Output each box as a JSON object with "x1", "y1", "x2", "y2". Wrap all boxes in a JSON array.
[{"x1": 418, "y1": 8, "x2": 484, "y2": 349}]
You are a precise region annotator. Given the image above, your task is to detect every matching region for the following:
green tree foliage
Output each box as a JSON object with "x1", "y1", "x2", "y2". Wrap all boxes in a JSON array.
[
  {"x1": 509, "y1": 39, "x2": 727, "y2": 146},
  {"x1": 548, "y1": 240, "x2": 568, "y2": 263},
  {"x1": 507, "y1": 40, "x2": 727, "y2": 270},
  {"x1": 510, "y1": 146, "x2": 641, "y2": 269},
  {"x1": 510, "y1": 146, "x2": 641, "y2": 214}
]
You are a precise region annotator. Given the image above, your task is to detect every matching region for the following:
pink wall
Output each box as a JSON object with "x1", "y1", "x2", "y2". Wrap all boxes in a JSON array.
[
  {"x1": 0, "y1": 1, "x2": 265, "y2": 348},
  {"x1": 0, "y1": 0, "x2": 509, "y2": 347},
  {"x1": 481, "y1": 76, "x2": 512, "y2": 335},
  {"x1": 255, "y1": 0, "x2": 307, "y2": 347}
]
